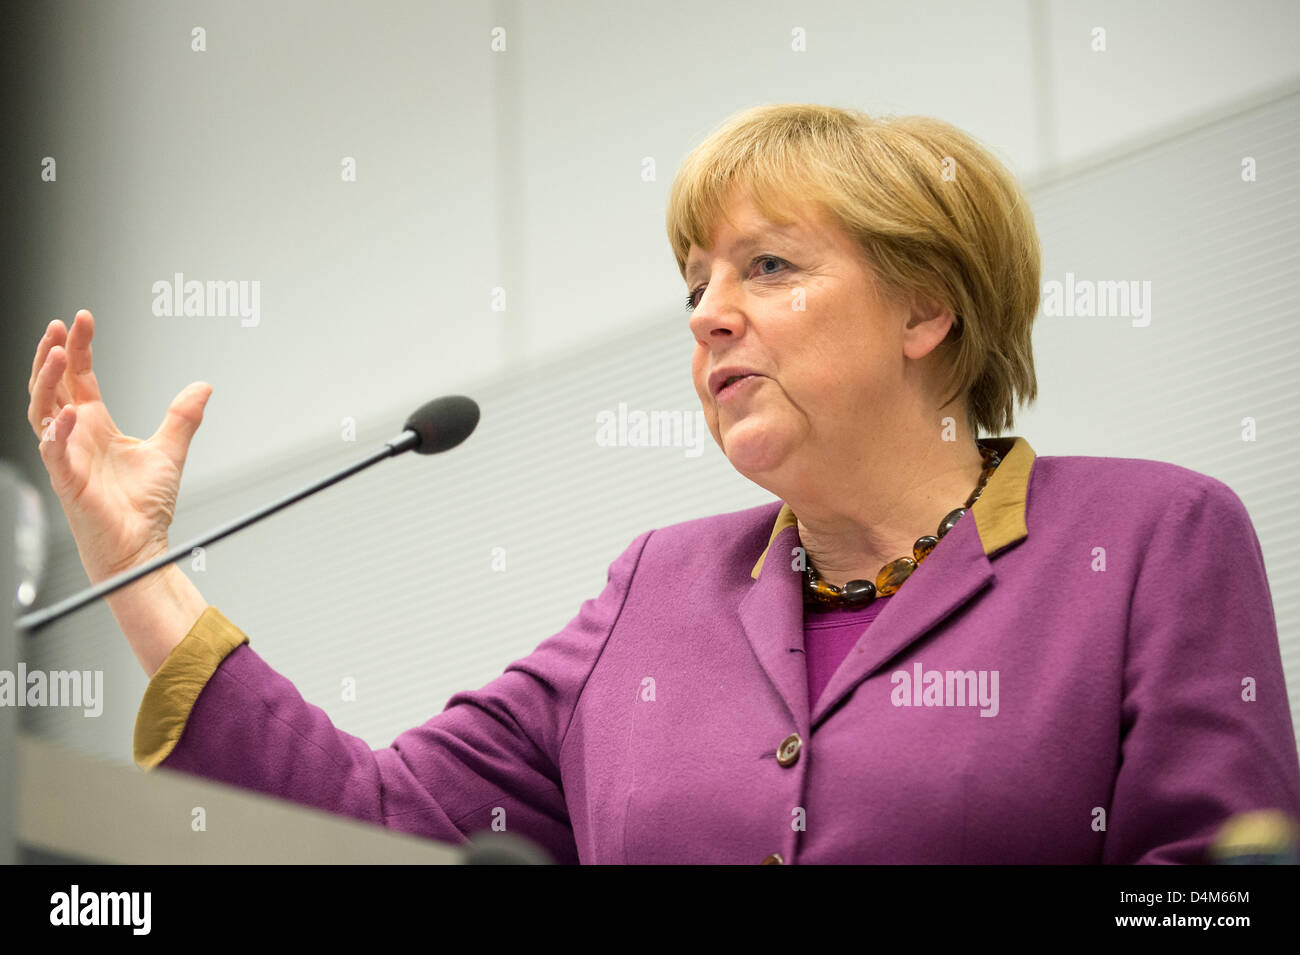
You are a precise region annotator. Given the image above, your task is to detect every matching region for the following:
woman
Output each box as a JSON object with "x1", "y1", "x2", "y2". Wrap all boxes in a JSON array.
[{"x1": 25, "y1": 103, "x2": 1300, "y2": 864}]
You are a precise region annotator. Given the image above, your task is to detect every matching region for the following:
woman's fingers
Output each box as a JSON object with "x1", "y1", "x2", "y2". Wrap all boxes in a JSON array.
[
  {"x1": 149, "y1": 382, "x2": 212, "y2": 469},
  {"x1": 28, "y1": 345, "x2": 73, "y2": 438},
  {"x1": 37, "y1": 403, "x2": 77, "y2": 487},
  {"x1": 28, "y1": 319, "x2": 67, "y2": 395},
  {"x1": 63, "y1": 309, "x2": 103, "y2": 404}
]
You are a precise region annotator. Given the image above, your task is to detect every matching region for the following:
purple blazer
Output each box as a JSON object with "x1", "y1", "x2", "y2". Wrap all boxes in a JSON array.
[{"x1": 135, "y1": 436, "x2": 1300, "y2": 863}]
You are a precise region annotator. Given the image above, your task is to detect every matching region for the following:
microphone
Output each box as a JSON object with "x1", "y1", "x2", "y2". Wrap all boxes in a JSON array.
[
  {"x1": 15, "y1": 395, "x2": 479, "y2": 634},
  {"x1": 388, "y1": 395, "x2": 480, "y2": 456}
]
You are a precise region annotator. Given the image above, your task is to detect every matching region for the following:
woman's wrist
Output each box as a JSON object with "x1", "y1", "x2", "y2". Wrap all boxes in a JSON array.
[{"x1": 103, "y1": 562, "x2": 209, "y2": 679}]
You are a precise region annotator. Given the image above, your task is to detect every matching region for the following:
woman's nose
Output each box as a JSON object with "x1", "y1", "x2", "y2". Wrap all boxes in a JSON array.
[{"x1": 688, "y1": 279, "x2": 746, "y2": 342}]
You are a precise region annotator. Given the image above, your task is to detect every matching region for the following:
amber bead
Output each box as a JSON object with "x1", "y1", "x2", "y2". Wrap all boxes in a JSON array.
[
  {"x1": 875, "y1": 557, "x2": 916, "y2": 596},
  {"x1": 936, "y1": 507, "x2": 967, "y2": 538},
  {"x1": 808, "y1": 578, "x2": 840, "y2": 602},
  {"x1": 800, "y1": 446, "x2": 1002, "y2": 609},
  {"x1": 841, "y1": 579, "x2": 876, "y2": 605}
]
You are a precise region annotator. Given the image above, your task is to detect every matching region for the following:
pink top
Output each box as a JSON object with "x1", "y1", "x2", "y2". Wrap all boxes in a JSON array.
[{"x1": 803, "y1": 597, "x2": 893, "y2": 712}]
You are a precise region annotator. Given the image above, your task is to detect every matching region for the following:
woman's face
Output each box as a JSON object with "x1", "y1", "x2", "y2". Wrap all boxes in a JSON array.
[{"x1": 686, "y1": 190, "x2": 929, "y2": 484}]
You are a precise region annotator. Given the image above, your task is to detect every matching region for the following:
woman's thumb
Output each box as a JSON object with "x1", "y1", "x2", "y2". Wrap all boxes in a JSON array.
[{"x1": 151, "y1": 381, "x2": 212, "y2": 465}]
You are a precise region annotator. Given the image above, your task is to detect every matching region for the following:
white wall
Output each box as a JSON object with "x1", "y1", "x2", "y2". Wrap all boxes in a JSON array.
[
  {"x1": 37, "y1": 0, "x2": 504, "y2": 493},
  {"x1": 35, "y1": 0, "x2": 1300, "y2": 493},
  {"x1": 1042, "y1": 0, "x2": 1300, "y2": 174}
]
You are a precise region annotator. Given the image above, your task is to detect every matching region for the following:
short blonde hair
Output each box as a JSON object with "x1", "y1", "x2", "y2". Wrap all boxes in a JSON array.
[{"x1": 666, "y1": 103, "x2": 1040, "y2": 436}]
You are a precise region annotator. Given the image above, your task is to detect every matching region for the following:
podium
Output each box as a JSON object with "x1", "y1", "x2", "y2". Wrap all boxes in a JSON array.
[
  {"x1": 1, "y1": 461, "x2": 459, "y2": 864},
  {"x1": 15, "y1": 734, "x2": 460, "y2": 864}
]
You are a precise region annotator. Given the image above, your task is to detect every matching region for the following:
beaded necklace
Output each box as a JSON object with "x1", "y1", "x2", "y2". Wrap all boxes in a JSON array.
[{"x1": 802, "y1": 443, "x2": 1002, "y2": 611}]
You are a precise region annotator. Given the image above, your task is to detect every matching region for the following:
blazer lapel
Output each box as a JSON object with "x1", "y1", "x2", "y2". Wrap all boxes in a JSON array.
[
  {"x1": 809, "y1": 514, "x2": 993, "y2": 728},
  {"x1": 738, "y1": 436, "x2": 1037, "y2": 730},
  {"x1": 737, "y1": 522, "x2": 811, "y2": 735}
]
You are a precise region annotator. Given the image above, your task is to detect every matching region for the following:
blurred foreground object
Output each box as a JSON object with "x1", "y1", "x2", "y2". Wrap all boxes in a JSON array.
[
  {"x1": 1210, "y1": 809, "x2": 1299, "y2": 864},
  {"x1": 4, "y1": 462, "x2": 46, "y2": 613}
]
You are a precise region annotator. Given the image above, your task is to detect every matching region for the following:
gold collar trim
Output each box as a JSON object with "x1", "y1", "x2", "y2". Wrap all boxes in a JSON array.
[{"x1": 751, "y1": 436, "x2": 1036, "y2": 579}]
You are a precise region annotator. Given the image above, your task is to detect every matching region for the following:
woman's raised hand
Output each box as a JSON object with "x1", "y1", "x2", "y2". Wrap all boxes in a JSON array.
[{"x1": 26, "y1": 309, "x2": 213, "y2": 587}]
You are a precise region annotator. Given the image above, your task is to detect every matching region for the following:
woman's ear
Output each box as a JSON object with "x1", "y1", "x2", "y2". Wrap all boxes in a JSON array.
[{"x1": 901, "y1": 292, "x2": 958, "y2": 361}]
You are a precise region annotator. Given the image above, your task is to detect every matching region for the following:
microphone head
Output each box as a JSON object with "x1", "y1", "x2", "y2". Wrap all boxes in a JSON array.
[{"x1": 403, "y1": 395, "x2": 480, "y2": 454}]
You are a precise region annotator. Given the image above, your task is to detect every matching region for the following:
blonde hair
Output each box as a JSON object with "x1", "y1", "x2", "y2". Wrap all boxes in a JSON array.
[{"x1": 666, "y1": 103, "x2": 1040, "y2": 436}]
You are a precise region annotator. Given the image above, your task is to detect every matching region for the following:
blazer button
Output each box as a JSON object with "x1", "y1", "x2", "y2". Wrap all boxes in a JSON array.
[
  {"x1": 761, "y1": 853, "x2": 784, "y2": 865},
  {"x1": 776, "y1": 733, "x2": 802, "y2": 767}
]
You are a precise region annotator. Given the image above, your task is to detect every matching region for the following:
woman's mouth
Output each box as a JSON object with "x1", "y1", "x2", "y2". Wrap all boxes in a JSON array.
[{"x1": 717, "y1": 374, "x2": 763, "y2": 401}]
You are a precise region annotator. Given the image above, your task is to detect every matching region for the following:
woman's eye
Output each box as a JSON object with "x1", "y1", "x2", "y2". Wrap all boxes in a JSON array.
[{"x1": 685, "y1": 256, "x2": 788, "y2": 311}]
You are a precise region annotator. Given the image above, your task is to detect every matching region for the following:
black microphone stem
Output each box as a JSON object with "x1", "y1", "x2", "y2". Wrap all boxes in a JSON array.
[{"x1": 16, "y1": 429, "x2": 418, "y2": 634}]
